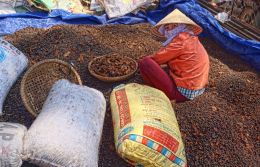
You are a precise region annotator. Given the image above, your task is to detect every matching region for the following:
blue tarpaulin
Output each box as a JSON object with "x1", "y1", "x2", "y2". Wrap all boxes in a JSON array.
[{"x1": 0, "y1": 0, "x2": 259, "y2": 71}]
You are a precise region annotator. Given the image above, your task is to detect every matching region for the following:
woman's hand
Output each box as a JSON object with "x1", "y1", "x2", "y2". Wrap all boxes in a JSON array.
[
  {"x1": 160, "y1": 64, "x2": 168, "y2": 68},
  {"x1": 139, "y1": 55, "x2": 168, "y2": 68}
]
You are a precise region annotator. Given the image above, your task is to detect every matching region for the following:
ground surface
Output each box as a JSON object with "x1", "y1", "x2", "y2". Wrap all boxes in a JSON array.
[{"x1": 2, "y1": 24, "x2": 260, "y2": 167}]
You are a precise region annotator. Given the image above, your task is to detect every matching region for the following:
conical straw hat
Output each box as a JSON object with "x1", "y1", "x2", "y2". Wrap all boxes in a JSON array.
[{"x1": 152, "y1": 9, "x2": 203, "y2": 38}]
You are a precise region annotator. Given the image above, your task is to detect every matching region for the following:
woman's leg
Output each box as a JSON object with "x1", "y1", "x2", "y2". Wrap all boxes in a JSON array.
[{"x1": 139, "y1": 57, "x2": 188, "y2": 102}]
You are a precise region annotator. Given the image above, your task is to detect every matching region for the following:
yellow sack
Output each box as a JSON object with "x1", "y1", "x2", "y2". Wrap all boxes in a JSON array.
[{"x1": 110, "y1": 83, "x2": 187, "y2": 167}]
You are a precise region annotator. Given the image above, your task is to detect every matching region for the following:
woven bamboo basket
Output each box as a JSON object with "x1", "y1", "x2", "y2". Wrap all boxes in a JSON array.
[
  {"x1": 21, "y1": 59, "x2": 82, "y2": 117},
  {"x1": 88, "y1": 56, "x2": 138, "y2": 82}
]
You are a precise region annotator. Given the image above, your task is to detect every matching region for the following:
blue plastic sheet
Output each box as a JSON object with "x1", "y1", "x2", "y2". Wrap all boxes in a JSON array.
[{"x1": 0, "y1": 0, "x2": 259, "y2": 71}]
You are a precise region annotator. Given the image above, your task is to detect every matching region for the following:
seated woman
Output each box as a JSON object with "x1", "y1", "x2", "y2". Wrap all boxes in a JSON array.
[{"x1": 139, "y1": 9, "x2": 209, "y2": 103}]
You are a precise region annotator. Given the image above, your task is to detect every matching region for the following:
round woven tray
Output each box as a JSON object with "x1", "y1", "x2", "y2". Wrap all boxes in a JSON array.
[
  {"x1": 21, "y1": 59, "x2": 82, "y2": 117},
  {"x1": 88, "y1": 56, "x2": 138, "y2": 82}
]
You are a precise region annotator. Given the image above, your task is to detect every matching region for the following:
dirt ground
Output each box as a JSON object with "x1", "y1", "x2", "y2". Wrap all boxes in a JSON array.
[{"x1": 2, "y1": 24, "x2": 260, "y2": 167}]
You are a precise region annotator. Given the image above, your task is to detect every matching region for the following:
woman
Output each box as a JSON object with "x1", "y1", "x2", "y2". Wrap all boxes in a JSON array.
[{"x1": 139, "y1": 9, "x2": 209, "y2": 103}]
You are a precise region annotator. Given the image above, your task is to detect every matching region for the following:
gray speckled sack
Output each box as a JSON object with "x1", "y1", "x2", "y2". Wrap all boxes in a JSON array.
[
  {"x1": 23, "y1": 79, "x2": 106, "y2": 167},
  {"x1": 0, "y1": 39, "x2": 28, "y2": 115},
  {"x1": 0, "y1": 122, "x2": 27, "y2": 167}
]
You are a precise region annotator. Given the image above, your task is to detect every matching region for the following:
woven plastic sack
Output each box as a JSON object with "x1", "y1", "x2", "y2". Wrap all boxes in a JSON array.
[
  {"x1": 23, "y1": 79, "x2": 106, "y2": 167},
  {"x1": 38, "y1": 0, "x2": 86, "y2": 13},
  {"x1": 103, "y1": 0, "x2": 152, "y2": 18},
  {"x1": 0, "y1": 122, "x2": 27, "y2": 167},
  {"x1": 110, "y1": 83, "x2": 187, "y2": 167},
  {"x1": 0, "y1": 39, "x2": 28, "y2": 115},
  {"x1": 0, "y1": 2, "x2": 16, "y2": 14}
]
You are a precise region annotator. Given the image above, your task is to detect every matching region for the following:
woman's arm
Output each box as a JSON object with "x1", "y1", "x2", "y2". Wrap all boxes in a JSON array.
[{"x1": 152, "y1": 40, "x2": 183, "y2": 65}]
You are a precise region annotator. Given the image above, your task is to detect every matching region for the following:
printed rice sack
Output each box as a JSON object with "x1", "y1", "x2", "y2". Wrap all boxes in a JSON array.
[
  {"x1": 0, "y1": 122, "x2": 27, "y2": 167},
  {"x1": 0, "y1": 39, "x2": 28, "y2": 115},
  {"x1": 23, "y1": 79, "x2": 106, "y2": 167},
  {"x1": 110, "y1": 83, "x2": 187, "y2": 167}
]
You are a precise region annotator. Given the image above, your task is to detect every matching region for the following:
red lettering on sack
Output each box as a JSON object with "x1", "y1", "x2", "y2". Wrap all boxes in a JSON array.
[
  {"x1": 143, "y1": 125, "x2": 179, "y2": 153},
  {"x1": 115, "y1": 89, "x2": 131, "y2": 128}
]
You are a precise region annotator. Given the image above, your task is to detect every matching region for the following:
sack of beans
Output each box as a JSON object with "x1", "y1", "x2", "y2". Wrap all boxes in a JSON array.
[
  {"x1": 0, "y1": 122, "x2": 27, "y2": 167},
  {"x1": 23, "y1": 79, "x2": 106, "y2": 167},
  {"x1": 0, "y1": 39, "x2": 28, "y2": 115},
  {"x1": 110, "y1": 83, "x2": 187, "y2": 167}
]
